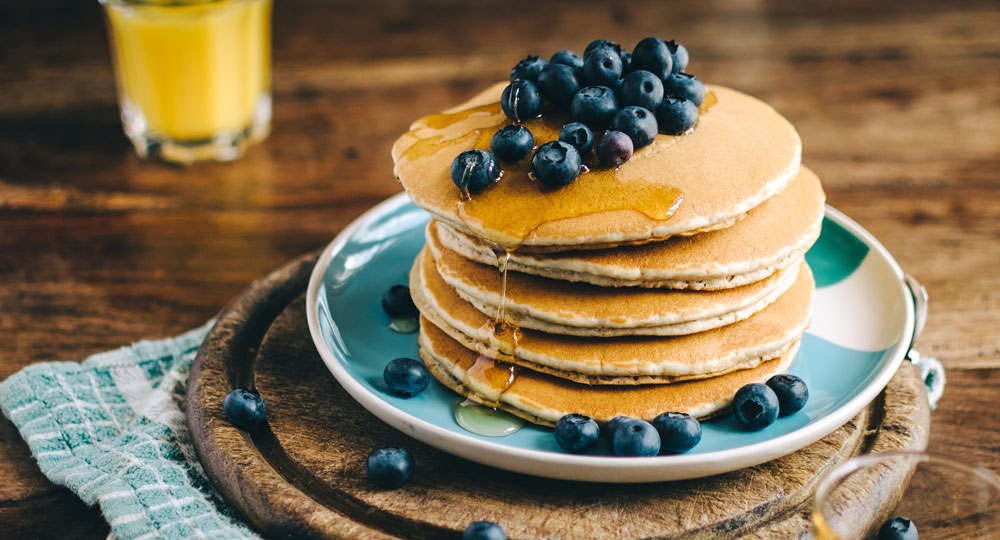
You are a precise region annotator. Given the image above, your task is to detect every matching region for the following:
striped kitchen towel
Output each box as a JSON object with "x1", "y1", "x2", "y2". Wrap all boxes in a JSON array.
[{"x1": 0, "y1": 323, "x2": 259, "y2": 540}]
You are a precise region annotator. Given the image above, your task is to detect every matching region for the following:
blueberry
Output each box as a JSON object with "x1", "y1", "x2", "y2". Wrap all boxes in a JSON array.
[
  {"x1": 570, "y1": 85, "x2": 618, "y2": 130},
  {"x1": 383, "y1": 357, "x2": 430, "y2": 397},
  {"x1": 651, "y1": 412, "x2": 702, "y2": 454},
  {"x1": 611, "y1": 106, "x2": 659, "y2": 149},
  {"x1": 631, "y1": 37, "x2": 673, "y2": 79},
  {"x1": 549, "y1": 50, "x2": 583, "y2": 71},
  {"x1": 766, "y1": 374, "x2": 809, "y2": 416},
  {"x1": 732, "y1": 383, "x2": 780, "y2": 430},
  {"x1": 584, "y1": 39, "x2": 622, "y2": 59},
  {"x1": 620, "y1": 70, "x2": 664, "y2": 111},
  {"x1": 537, "y1": 63, "x2": 581, "y2": 107},
  {"x1": 878, "y1": 517, "x2": 918, "y2": 540},
  {"x1": 554, "y1": 413, "x2": 600, "y2": 454},
  {"x1": 450, "y1": 149, "x2": 502, "y2": 194},
  {"x1": 509, "y1": 55, "x2": 547, "y2": 82},
  {"x1": 223, "y1": 389, "x2": 266, "y2": 429},
  {"x1": 606, "y1": 415, "x2": 632, "y2": 439},
  {"x1": 558, "y1": 122, "x2": 595, "y2": 154},
  {"x1": 665, "y1": 40, "x2": 689, "y2": 73},
  {"x1": 500, "y1": 80, "x2": 543, "y2": 122},
  {"x1": 490, "y1": 125, "x2": 534, "y2": 163},
  {"x1": 663, "y1": 72, "x2": 706, "y2": 106},
  {"x1": 382, "y1": 284, "x2": 417, "y2": 318},
  {"x1": 595, "y1": 130, "x2": 634, "y2": 168},
  {"x1": 531, "y1": 141, "x2": 583, "y2": 188},
  {"x1": 583, "y1": 46, "x2": 623, "y2": 88},
  {"x1": 655, "y1": 97, "x2": 699, "y2": 135},
  {"x1": 365, "y1": 446, "x2": 413, "y2": 489},
  {"x1": 611, "y1": 419, "x2": 660, "y2": 457},
  {"x1": 464, "y1": 521, "x2": 507, "y2": 540}
]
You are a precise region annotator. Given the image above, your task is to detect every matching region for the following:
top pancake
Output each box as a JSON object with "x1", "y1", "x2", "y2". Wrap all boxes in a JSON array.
[{"x1": 392, "y1": 83, "x2": 801, "y2": 251}]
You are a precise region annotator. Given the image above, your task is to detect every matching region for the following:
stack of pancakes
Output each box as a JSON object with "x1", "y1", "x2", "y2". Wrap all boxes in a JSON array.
[{"x1": 392, "y1": 83, "x2": 825, "y2": 426}]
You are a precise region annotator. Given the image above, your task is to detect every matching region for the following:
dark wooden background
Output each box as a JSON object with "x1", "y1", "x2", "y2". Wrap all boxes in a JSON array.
[{"x1": 1, "y1": 0, "x2": 997, "y2": 537}]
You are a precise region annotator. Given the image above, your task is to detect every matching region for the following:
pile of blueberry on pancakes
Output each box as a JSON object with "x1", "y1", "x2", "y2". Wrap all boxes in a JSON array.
[
  {"x1": 455, "y1": 37, "x2": 705, "y2": 192},
  {"x1": 387, "y1": 37, "x2": 827, "y2": 457}
]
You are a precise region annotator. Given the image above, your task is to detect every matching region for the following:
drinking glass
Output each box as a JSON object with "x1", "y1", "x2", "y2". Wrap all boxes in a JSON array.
[
  {"x1": 813, "y1": 451, "x2": 1000, "y2": 539},
  {"x1": 100, "y1": 0, "x2": 272, "y2": 163}
]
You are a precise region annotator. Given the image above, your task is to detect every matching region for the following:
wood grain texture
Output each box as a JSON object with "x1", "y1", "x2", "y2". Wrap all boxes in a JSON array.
[
  {"x1": 1, "y1": 0, "x2": 998, "y2": 537},
  {"x1": 187, "y1": 253, "x2": 929, "y2": 539}
]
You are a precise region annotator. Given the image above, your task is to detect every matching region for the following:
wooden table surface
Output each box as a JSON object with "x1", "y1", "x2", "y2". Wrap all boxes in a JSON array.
[{"x1": 1, "y1": 0, "x2": 997, "y2": 537}]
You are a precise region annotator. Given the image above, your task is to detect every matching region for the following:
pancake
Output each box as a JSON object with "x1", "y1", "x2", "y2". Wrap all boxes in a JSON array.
[
  {"x1": 434, "y1": 166, "x2": 825, "y2": 289},
  {"x1": 392, "y1": 83, "x2": 802, "y2": 251},
  {"x1": 420, "y1": 318, "x2": 799, "y2": 425},
  {"x1": 410, "y1": 248, "x2": 814, "y2": 383},
  {"x1": 428, "y1": 227, "x2": 801, "y2": 336}
]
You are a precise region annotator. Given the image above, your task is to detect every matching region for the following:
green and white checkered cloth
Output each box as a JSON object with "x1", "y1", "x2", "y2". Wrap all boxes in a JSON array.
[{"x1": 0, "y1": 323, "x2": 260, "y2": 540}]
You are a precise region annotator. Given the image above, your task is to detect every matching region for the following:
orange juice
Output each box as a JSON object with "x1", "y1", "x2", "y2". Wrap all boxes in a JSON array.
[{"x1": 102, "y1": 0, "x2": 271, "y2": 160}]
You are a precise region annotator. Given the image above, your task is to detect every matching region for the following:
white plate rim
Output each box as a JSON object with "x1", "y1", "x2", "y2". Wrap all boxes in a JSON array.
[{"x1": 305, "y1": 192, "x2": 915, "y2": 483}]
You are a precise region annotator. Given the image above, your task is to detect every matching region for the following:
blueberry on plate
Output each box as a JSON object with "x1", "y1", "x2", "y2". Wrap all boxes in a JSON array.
[
  {"x1": 606, "y1": 415, "x2": 633, "y2": 439},
  {"x1": 665, "y1": 40, "x2": 689, "y2": 73},
  {"x1": 583, "y1": 46, "x2": 623, "y2": 88},
  {"x1": 663, "y1": 72, "x2": 706, "y2": 106},
  {"x1": 531, "y1": 141, "x2": 583, "y2": 188},
  {"x1": 631, "y1": 37, "x2": 673, "y2": 79},
  {"x1": 549, "y1": 49, "x2": 583, "y2": 71},
  {"x1": 656, "y1": 97, "x2": 699, "y2": 135},
  {"x1": 766, "y1": 374, "x2": 809, "y2": 416},
  {"x1": 612, "y1": 419, "x2": 660, "y2": 457},
  {"x1": 554, "y1": 413, "x2": 600, "y2": 454},
  {"x1": 620, "y1": 69, "x2": 664, "y2": 111},
  {"x1": 365, "y1": 446, "x2": 413, "y2": 489},
  {"x1": 570, "y1": 85, "x2": 619, "y2": 130},
  {"x1": 450, "y1": 149, "x2": 502, "y2": 194},
  {"x1": 490, "y1": 125, "x2": 534, "y2": 163},
  {"x1": 381, "y1": 284, "x2": 417, "y2": 318},
  {"x1": 509, "y1": 55, "x2": 547, "y2": 82},
  {"x1": 383, "y1": 357, "x2": 430, "y2": 397},
  {"x1": 611, "y1": 106, "x2": 659, "y2": 149},
  {"x1": 651, "y1": 412, "x2": 702, "y2": 454},
  {"x1": 537, "y1": 63, "x2": 581, "y2": 107},
  {"x1": 464, "y1": 521, "x2": 507, "y2": 540},
  {"x1": 558, "y1": 122, "x2": 595, "y2": 155},
  {"x1": 878, "y1": 517, "x2": 918, "y2": 540},
  {"x1": 595, "y1": 130, "x2": 634, "y2": 168},
  {"x1": 501, "y1": 79, "x2": 543, "y2": 122},
  {"x1": 732, "y1": 383, "x2": 780, "y2": 430},
  {"x1": 223, "y1": 389, "x2": 266, "y2": 430}
]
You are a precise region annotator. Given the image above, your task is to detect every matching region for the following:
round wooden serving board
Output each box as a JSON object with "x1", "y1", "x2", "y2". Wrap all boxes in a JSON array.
[{"x1": 187, "y1": 253, "x2": 931, "y2": 540}]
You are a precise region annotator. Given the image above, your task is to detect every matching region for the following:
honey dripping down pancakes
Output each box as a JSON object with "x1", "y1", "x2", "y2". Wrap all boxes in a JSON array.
[{"x1": 393, "y1": 39, "x2": 822, "y2": 427}]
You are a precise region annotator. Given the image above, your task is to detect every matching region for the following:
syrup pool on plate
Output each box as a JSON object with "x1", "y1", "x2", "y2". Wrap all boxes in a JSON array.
[{"x1": 452, "y1": 398, "x2": 525, "y2": 437}]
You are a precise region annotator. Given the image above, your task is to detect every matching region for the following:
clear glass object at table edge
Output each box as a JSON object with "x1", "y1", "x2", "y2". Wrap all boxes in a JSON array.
[
  {"x1": 812, "y1": 451, "x2": 1000, "y2": 539},
  {"x1": 99, "y1": 0, "x2": 272, "y2": 163}
]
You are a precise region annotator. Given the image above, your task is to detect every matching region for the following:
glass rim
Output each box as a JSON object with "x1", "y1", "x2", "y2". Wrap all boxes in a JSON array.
[{"x1": 813, "y1": 450, "x2": 1000, "y2": 518}]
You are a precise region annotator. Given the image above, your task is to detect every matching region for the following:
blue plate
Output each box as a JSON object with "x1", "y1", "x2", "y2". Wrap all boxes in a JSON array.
[{"x1": 306, "y1": 193, "x2": 914, "y2": 482}]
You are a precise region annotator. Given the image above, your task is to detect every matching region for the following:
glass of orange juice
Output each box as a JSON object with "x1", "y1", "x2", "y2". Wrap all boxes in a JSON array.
[
  {"x1": 100, "y1": 0, "x2": 272, "y2": 163},
  {"x1": 812, "y1": 451, "x2": 1000, "y2": 539}
]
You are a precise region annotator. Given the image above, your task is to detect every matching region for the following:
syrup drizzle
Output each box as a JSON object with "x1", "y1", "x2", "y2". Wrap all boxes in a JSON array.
[
  {"x1": 462, "y1": 354, "x2": 519, "y2": 407},
  {"x1": 456, "y1": 245, "x2": 524, "y2": 411},
  {"x1": 492, "y1": 245, "x2": 511, "y2": 334}
]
